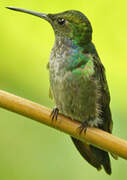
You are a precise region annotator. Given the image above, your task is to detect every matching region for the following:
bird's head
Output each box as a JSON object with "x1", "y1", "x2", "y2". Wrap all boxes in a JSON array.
[{"x1": 7, "y1": 7, "x2": 92, "y2": 46}]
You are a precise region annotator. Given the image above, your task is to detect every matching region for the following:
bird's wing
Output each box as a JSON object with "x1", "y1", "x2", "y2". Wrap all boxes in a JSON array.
[
  {"x1": 93, "y1": 55, "x2": 118, "y2": 160},
  {"x1": 93, "y1": 55, "x2": 113, "y2": 133}
]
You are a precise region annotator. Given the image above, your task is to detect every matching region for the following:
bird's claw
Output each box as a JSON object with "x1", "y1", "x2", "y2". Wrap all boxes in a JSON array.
[
  {"x1": 77, "y1": 121, "x2": 89, "y2": 134},
  {"x1": 50, "y1": 107, "x2": 59, "y2": 121}
]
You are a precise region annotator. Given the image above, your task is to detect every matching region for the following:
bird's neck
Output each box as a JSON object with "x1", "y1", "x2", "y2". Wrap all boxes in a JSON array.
[
  {"x1": 55, "y1": 36, "x2": 77, "y2": 49},
  {"x1": 51, "y1": 36, "x2": 97, "y2": 72},
  {"x1": 54, "y1": 36, "x2": 95, "y2": 54}
]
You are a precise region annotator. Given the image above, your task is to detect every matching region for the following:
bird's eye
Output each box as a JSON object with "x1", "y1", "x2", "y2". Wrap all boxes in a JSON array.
[{"x1": 57, "y1": 18, "x2": 65, "y2": 25}]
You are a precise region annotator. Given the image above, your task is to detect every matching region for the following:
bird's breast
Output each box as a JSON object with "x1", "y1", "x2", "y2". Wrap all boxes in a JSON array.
[{"x1": 48, "y1": 42, "x2": 101, "y2": 123}]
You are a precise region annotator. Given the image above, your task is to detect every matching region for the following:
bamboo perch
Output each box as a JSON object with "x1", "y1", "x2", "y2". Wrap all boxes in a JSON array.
[{"x1": 0, "y1": 90, "x2": 127, "y2": 159}]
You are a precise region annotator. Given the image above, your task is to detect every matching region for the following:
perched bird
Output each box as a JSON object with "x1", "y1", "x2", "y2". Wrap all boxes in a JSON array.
[{"x1": 7, "y1": 7, "x2": 117, "y2": 175}]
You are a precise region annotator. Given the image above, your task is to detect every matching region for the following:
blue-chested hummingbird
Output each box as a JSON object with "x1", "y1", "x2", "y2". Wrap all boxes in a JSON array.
[{"x1": 7, "y1": 7, "x2": 117, "y2": 175}]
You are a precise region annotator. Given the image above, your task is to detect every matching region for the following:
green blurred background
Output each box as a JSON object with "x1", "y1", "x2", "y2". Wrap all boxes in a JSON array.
[{"x1": 0, "y1": 0, "x2": 127, "y2": 179}]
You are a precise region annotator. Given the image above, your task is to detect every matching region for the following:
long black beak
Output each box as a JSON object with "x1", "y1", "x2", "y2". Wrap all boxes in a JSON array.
[{"x1": 6, "y1": 7, "x2": 50, "y2": 21}]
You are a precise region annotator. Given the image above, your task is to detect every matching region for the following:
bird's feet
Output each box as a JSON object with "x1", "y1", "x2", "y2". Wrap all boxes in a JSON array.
[
  {"x1": 50, "y1": 107, "x2": 59, "y2": 121},
  {"x1": 78, "y1": 120, "x2": 89, "y2": 134}
]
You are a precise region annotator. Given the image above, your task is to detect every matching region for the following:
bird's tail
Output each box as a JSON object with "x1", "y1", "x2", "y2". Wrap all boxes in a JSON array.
[
  {"x1": 71, "y1": 137, "x2": 111, "y2": 175},
  {"x1": 90, "y1": 145, "x2": 111, "y2": 174}
]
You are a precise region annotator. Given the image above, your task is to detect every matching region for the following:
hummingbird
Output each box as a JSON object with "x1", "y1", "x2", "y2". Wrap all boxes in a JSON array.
[{"x1": 7, "y1": 7, "x2": 117, "y2": 175}]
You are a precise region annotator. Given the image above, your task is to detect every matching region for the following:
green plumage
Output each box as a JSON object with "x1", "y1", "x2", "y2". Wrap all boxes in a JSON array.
[
  {"x1": 7, "y1": 7, "x2": 116, "y2": 175},
  {"x1": 48, "y1": 11, "x2": 113, "y2": 174}
]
